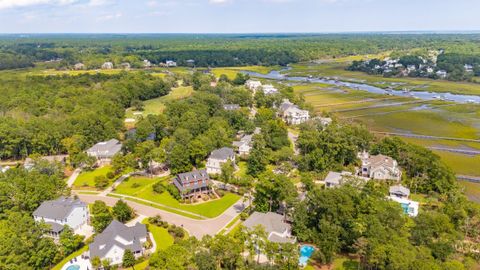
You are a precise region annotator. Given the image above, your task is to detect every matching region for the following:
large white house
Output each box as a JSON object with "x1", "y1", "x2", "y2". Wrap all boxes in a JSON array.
[
  {"x1": 358, "y1": 151, "x2": 402, "y2": 181},
  {"x1": 33, "y1": 197, "x2": 89, "y2": 238},
  {"x1": 206, "y1": 147, "x2": 235, "y2": 174},
  {"x1": 278, "y1": 99, "x2": 310, "y2": 125},
  {"x1": 86, "y1": 139, "x2": 122, "y2": 165},
  {"x1": 89, "y1": 220, "x2": 148, "y2": 266},
  {"x1": 245, "y1": 80, "x2": 262, "y2": 92},
  {"x1": 261, "y1": 84, "x2": 279, "y2": 95}
]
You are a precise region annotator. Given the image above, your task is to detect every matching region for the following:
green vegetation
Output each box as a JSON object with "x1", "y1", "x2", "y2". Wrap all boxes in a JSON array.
[
  {"x1": 73, "y1": 166, "x2": 114, "y2": 189},
  {"x1": 51, "y1": 246, "x2": 88, "y2": 270},
  {"x1": 142, "y1": 219, "x2": 175, "y2": 251}
]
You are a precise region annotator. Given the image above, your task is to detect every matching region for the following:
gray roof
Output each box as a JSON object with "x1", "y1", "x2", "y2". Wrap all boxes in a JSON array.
[
  {"x1": 243, "y1": 211, "x2": 290, "y2": 236},
  {"x1": 89, "y1": 220, "x2": 147, "y2": 259},
  {"x1": 174, "y1": 169, "x2": 210, "y2": 191},
  {"x1": 86, "y1": 139, "x2": 122, "y2": 158},
  {"x1": 389, "y1": 185, "x2": 410, "y2": 197},
  {"x1": 209, "y1": 147, "x2": 235, "y2": 160},
  {"x1": 46, "y1": 221, "x2": 64, "y2": 233},
  {"x1": 33, "y1": 196, "x2": 86, "y2": 220},
  {"x1": 223, "y1": 104, "x2": 240, "y2": 111},
  {"x1": 325, "y1": 172, "x2": 343, "y2": 186}
]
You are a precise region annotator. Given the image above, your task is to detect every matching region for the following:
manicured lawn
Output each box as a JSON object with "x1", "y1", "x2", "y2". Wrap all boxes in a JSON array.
[
  {"x1": 125, "y1": 85, "x2": 194, "y2": 119},
  {"x1": 142, "y1": 219, "x2": 174, "y2": 251},
  {"x1": 332, "y1": 256, "x2": 360, "y2": 270},
  {"x1": 114, "y1": 176, "x2": 241, "y2": 218},
  {"x1": 51, "y1": 246, "x2": 88, "y2": 270},
  {"x1": 73, "y1": 166, "x2": 114, "y2": 189}
]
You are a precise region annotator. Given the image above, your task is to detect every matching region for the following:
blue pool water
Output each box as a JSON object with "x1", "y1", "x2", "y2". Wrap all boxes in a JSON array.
[
  {"x1": 299, "y1": 245, "x2": 315, "y2": 266},
  {"x1": 66, "y1": 265, "x2": 80, "y2": 270}
]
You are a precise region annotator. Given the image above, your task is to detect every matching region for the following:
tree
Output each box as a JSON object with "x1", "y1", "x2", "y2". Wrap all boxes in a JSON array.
[
  {"x1": 123, "y1": 249, "x2": 136, "y2": 269},
  {"x1": 59, "y1": 225, "x2": 84, "y2": 256},
  {"x1": 94, "y1": 175, "x2": 109, "y2": 189},
  {"x1": 91, "y1": 256, "x2": 101, "y2": 270},
  {"x1": 112, "y1": 199, "x2": 134, "y2": 223},
  {"x1": 91, "y1": 201, "x2": 113, "y2": 232},
  {"x1": 219, "y1": 160, "x2": 235, "y2": 184}
]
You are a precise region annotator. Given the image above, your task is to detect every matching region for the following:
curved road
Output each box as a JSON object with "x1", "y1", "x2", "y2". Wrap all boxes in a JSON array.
[{"x1": 77, "y1": 194, "x2": 247, "y2": 239}]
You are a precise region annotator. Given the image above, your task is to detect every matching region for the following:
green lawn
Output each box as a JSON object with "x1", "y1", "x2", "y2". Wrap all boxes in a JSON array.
[
  {"x1": 125, "y1": 85, "x2": 194, "y2": 119},
  {"x1": 73, "y1": 166, "x2": 114, "y2": 189},
  {"x1": 142, "y1": 219, "x2": 174, "y2": 250},
  {"x1": 114, "y1": 176, "x2": 241, "y2": 218},
  {"x1": 51, "y1": 246, "x2": 88, "y2": 270}
]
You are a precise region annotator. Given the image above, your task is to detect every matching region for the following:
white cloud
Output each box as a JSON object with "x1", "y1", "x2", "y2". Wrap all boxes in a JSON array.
[
  {"x1": 0, "y1": 0, "x2": 79, "y2": 9},
  {"x1": 97, "y1": 11, "x2": 122, "y2": 21},
  {"x1": 209, "y1": 0, "x2": 230, "y2": 4}
]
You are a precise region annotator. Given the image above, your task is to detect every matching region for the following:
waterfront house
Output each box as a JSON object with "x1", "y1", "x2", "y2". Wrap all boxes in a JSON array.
[
  {"x1": 358, "y1": 151, "x2": 402, "y2": 181},
  {"x1": 278, "y1": 99, "x2": 310, "y2": 125}
]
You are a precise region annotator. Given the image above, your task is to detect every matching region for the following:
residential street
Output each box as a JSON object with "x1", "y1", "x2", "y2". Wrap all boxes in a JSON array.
[{"x1": 77, "y1": 194, "x2": 248, "y2": 239}]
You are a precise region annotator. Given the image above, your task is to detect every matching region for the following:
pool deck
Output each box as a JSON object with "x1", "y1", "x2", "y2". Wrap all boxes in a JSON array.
[{"x1": 61, "y1": 255, "x2": 92, "y2": 270}]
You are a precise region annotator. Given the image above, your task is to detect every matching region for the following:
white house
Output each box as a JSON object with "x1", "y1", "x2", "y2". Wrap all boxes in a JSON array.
[
  {"x1": 101, "y1": 62, "x2": 114, "y2": 70},
  {"x1": 73, "y1": 63, "x2": 85, "y2": 70},
  {"x1": 143, "y1": 59, "x2": 152, "y2": 68},
  {"x1": 464, "y1": 64, "x2": 474, "y2": 73},
  {"x1": 89, "y1": 220, "x2": 148, "y2": 266},
  {"x1": 243, "y1": 212, "x2": 295, "y2": 243},
  {"x1": 324, "y1": 171, "x2": 352, "y2": 188},
  {"x1": 261, "y1": 84, "x2": 279, "y2": 95},
  {"x1": 436, "y1": 70, "x2": 448, "y2": 79},
  {"x1": 165, "y1": 60, "x2": 177, "y2": 67},
  {"x1": 206, "y1": 147, "x2": 235, "y2": 175},
  {"x1": 278, "y1": 99, "x2": 310, "y2": 125},
  {"x1": 358, "y1": 151, "x2": 402, "y2": 181},
  {"x1": 86, "y1": 139, "x2": 122, "y2": 165},
  {"x1": 245, "y1": 80, "x2": 262, "y2": 92},
  {"x1": 33, "y1": 197, "x2": 89, "y2": 238}
]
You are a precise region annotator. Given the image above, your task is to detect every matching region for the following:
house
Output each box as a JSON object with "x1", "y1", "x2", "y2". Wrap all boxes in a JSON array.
[
  {"x1": 206, "y1": 147, "x2": 235, "y2": 175},
  {"x1": 120, "y1": 62, "x2": 131, "y2": 70},
  {"x1": 389, "y1": 185, "x2": 410, "y2": 199},
  {"x1": 261, "y1": 84, "x2": 278, "y2": 95},
  {"x1": 324, "y1": 171, "x2": 352, "y2": 188},
  {"x1": 33, "y1": 197, "x2": 89, "y2": 238},
  {"x1": 86, "y1": 139, "x2": 122, "y2": 165},
  {"x1": 426, "y1": 67, "x2": 434, "y2": 74},
  {"x1": 389, "y1": 196, "x2": 419, "y2": 217},
  {"x1": 186, "y1": 59, "x2": 195, "y2": 66},
  {"x1": 436, "y1": 70, "x2": 447, "y2": 79},
  {"x1": 143, "y1": 59, "x2": 152, "y2": 68},
  {"x1": 173, "y1": 169, "x2": 212, "y2": 199},
  {"x1": 73, "y1": 63, "x2": 85, "y2": 70},
  {"x1": 243, "y1": 212, "x2": 296, "y2": 243},
  {"x1": 407, "y1": 65, "x2": 416, "y2": 73},
  {"x1": 89, "y1": 220, "x2": 148, "y2": 266},
  {"x1": 24, "y1": 155, "x2": 68, "y2": 170},
  {"x1": 464, "y1": 64, "x2": 474, "y2": 73},
  {"x1": 278, "y1": 99, "x2": 310, "y2": 125},
  {"x1": 233, "y1": 128, "x2": 261, "y2": 156},
  {"x1": 165, "y1": 60, "x2": 177, "y2": 67},
  {"x1": 245, "y1": 80, "x2": 262, "y2": 91},
  {"x1": 313, "y1": 116, "x2": 332, "y2": 126},
  {"x1": 358, "y1": 152, "x2": 402, "y2": 181},
  {"x1": 223, "y1": 104, "x2": 240, "y2": 111},
  {"x1": 101, "y1": 62, "x2": 114, "y2": 70}
]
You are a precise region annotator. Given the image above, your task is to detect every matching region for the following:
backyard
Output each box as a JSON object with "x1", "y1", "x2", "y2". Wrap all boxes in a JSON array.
[
  {"x1": 113, "y1": 176, "x2": 241, "y2": 218},
  {"x1": 73, "y1": 166, "x2": 114, "y2": 190}
]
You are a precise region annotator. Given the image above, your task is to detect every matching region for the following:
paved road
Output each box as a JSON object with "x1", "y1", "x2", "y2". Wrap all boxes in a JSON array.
[{"x1": 77, "y1": 194, "x2": 248, "y2": 239}]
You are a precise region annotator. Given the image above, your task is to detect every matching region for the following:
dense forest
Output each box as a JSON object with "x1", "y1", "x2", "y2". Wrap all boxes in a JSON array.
[
  {"x1": 2, "y1": 33, "x2": 480, "y2": 69},
  {"x1": 0, "y1": 72, "x2": 170, "y2": 159}
]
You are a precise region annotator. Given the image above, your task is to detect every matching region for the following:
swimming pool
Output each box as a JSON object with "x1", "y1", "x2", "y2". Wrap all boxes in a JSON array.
[
  {"x1": 299, "y1": 245, "x2": 315, "y2": 266},
  {"x1": 66, "y1": 265, "x2": 80, "y2": 270}
]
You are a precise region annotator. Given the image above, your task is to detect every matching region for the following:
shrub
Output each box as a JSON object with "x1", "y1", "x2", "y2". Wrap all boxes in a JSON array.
[
  {"x1": 106, "y1": 171, "x2": 115, "y2": 179},
  {"x1": 153, "y1": 182, "x2": 166, "y2": 194},
  {"x1": 216, "y1": 189, "x2": 225, "y2": 197},
  {"x1": 148, "y1": 215, "x2": 163, "y2": 226},
  {"x1": 166, "y1": 184, "x2": 181, "y2": 200},
  {"x1": 94, "y1": 175, "x2": 109, "y2": 189},
  {"x1": 168, "y1": 225, "x2": 186, "y2": 240},
  {"x1": 131, "y1": 182, "x2": 141, "y2": 188}
]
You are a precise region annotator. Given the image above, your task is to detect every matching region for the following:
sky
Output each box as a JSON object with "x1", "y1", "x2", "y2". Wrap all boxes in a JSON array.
[{"x1": 0, "y1": 0, "x2": 480, "y2": 33}]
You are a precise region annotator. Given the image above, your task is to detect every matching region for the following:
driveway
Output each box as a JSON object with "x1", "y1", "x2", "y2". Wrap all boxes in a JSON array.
[
  {"x1": 77, "y1": 194, "x2": 248, "y2": 239},
  {"x1": 67, "y1": 168, "x2": 82, "y2": 188}
]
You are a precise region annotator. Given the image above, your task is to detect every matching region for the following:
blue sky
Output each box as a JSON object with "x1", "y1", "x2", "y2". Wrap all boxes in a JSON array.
[{"x1": 1, "y1": 0, "x2": 479, "y2": 33}]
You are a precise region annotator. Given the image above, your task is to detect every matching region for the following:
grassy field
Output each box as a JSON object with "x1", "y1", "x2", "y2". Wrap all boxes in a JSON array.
[
  {"x1": 459, "y1": 180, "x2": 480, "y2": 204},
  {"x1": 73, "y1": 166, "x2": 114, "y2": 189},
  {"x1": 114, "y1": 176, "x2": 241, "y2": 218},
  {"x1": 211, "y1": 65, "x2": 279, "y2": 79},
  {"x1": 125, "y1": 85, "x2": 194, "y2": 120}
]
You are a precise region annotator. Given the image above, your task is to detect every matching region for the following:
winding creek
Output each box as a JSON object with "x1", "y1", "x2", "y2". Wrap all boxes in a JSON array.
[{"x1": 243, "y1": 69, "x2": 480, "y2": 104}]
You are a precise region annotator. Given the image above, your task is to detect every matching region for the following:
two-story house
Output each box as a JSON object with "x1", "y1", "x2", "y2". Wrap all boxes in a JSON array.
[
  {"x1": 206, "y1": 147, "x2": 235, "y2": 175},
  {"x1": 86, "y1": 139, "x2": 122, "y2": 165},
  {"x1": 358, "y1": 151, "x2": 402, "y2": 181},
  {"x1": 173, "y1": 169, "x2": 211, "y2": 199}
]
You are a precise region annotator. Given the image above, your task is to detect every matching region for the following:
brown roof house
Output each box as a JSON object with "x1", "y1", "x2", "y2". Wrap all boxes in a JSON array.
[{"x1": 358, "y1": 151, "x2": 401, "y2": 181}]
